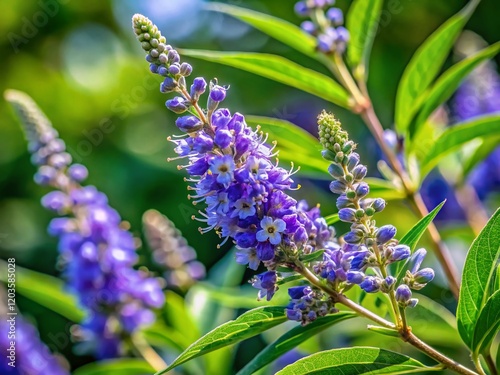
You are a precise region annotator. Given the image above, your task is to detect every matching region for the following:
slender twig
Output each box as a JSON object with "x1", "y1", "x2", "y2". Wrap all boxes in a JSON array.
[
  {"x1": 454, "y1": 182, "x2": 489, "y2": 236},
  {"x1": 131, "y1": 333, "x2": 169, "y2": 373},
  {"x1": 298, "y1": 266, "x2": 479, "y2": 375}
]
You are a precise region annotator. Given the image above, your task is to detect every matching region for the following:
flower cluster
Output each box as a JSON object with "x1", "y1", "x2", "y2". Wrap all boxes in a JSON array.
[
  {"x1": 133, "y1": 14, "x2": 337, "y2": 306},
  {"x1": 285, "y1": 285, "x2": 337, "y2": 325},
  {"x1": 294, "y1": 0, "x2": 349, "y2": 54},
  {"x1": 6, "y1": 90, "x2": 165, "y2": 359},
  {"x1": 317, "y1": 111, "x2": 434, "y2": 306},
  {"x1": 0, "y1": 316, "x2": 69, "y2": 375},
  {"x1": 142, "y1": 209, "x2": 206, "y2": 290}
]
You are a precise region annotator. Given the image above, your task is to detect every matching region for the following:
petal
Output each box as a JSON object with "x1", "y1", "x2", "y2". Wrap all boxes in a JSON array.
[
  {"x1": 260, "y1": 216, "x2": 273, "y2": 228},
  {"x1": 268, "y1": 232, "x2": 282, "y2": 245},
  {"x1": 256, "y1": 230, "x2": 268, "y2": 242},
  {"x1": 274, "y1": 218, "x2": 286, "y2": 232}
]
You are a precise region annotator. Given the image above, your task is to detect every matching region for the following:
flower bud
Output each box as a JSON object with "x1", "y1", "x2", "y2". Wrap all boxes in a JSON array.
[
  {"x1": 344, "y1": 230, "x2": 364, "y2": 244},
  {"x1": 209, "y1": 85, "x2": 227, "y2": 102},
  {"x1": 168, "y1": 63, "x2": 181, "y2": 76},
  {"x1": 338, "y1": 208, "x2": 356, "y2": 223},
  {"x1": 410, "y1": 248, "x2": 427, "y2": 273},
  {"x1": 355, "y1": 182, "x2": 369, "y2": 198},
  {"x1": 214, "y1": 129, "x2": 232, "y2": 148},
  {"x1": 346, "y1": 152, "x2": 360, "y2": 170},
  {"x1": 360, "y1": 276, "x2": 381, "y2": 293},
  {"x1": 411, "y1": 268, "x2": 435, "y2": 289},
  {"x1": 166, "y1": 97, "x2": 189, "y2": 114},
  {"x1": 300, "y1": 21, "x2": 316, "y2": 34},
  {"x1": 391, "y1": 244, "x2": 410, "y2": 262},
  {"x1": 347, "y1": 271, "x2": 365, "y2": 284},
  {"x1": 352, "y1": 164, "x2": 367, "y2": 180},
  {"x1": 190, "y1": 77, "x2": 207, "y2": 99},
  {"x1": 395, "y1": 284, "x2": 412, "y2": 306},
  {"x1": 175, "y1": 115, "x2": 203, "y2": 133},
  {"x1": 329, "y1": 180, "x2": 347, "y2": 194},
  {"x1": 160, "y1": 77, "x2": 177, "y2": 93},
  {"x1": 326, "y1": 7, "x2": 343, "y2": 26},
  {"x1": 336, "y1": 194, "x2": 351, "y2": 209},
  {"x1": 328, "y1": 163, "x2": 344, "y2": 179},
  {"x1": 68, "y1": 164, "x2": 88, "y2": 182},
  {"x1": 372, "y1": 198, "x2": 386, "y2": 212},
  {"x1": 321, "y1": 149, "x2": 336, "y2": 161},
  {"x1": 376, "y1": 225, "x2": 396, "y2": 244},
  {"x1": 180, "y1": 62, "x2": 192, "y2": 76}
]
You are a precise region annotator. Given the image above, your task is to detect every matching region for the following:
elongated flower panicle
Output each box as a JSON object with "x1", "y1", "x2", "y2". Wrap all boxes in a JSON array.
[
  {"x1": 318, "y1": 111, "x2": 434, "y2": 306},
  {"x1": 6, "y1": 90, "x2": 165, "y2": 359},
  {"x1": 0, "y1": 316, "x2": 69, "y2": 375},
  {"x1": 133, "y1": 14, "x2": 338, "y2": 315},
  {"x1": 142, "y1": 209, "x2": 205, "y2": 289},
  {"x1": 294, "y1": 0, "x2": 349, "y2": 54}
]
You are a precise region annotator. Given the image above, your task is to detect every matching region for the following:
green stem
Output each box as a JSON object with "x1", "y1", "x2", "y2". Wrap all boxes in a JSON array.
[
  {"x1": 130, "y1": 333, "x2": 170, "y2": 373},
  {"x1": 297, "y1": 266, "x2": 478, "y2": 375}
]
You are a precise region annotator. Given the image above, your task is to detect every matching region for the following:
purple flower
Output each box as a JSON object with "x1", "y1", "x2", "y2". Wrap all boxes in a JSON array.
[
  {"x1": 252, "y1": 271, "x2": 278, "y2": 301},
  {"x1": 7, "y1": 90, "x2": 165, "y2": 359},
  {"x1": 210, "y1": 155, "x2": 235, "y2": 185},
  {"x1": 256, "y1": 217, "x2": 286, "y2": 245},
  {"x1": 376, "y1": 225, "x2": 397, "y2": 244},
  {"x1": 0, "y1": 318, "x2": 69, "y2": 375}
]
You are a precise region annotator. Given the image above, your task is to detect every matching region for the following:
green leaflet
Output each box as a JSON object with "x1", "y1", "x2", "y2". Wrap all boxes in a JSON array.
[
  {"x1": 364, "y1": 177, "x2": 406, "y2": 200},
  {"x1": 275, "y1": 347, "x2": 439, "y2": 374},
  {"x1": 180, "y1": 50, "x2": 351, "y2": 109},
  {"x1": 204, "y1": 3, "x2": 321, "y2": 61},
  {"x1": 460, "y1": 136, "x2": 500, "y2": 181},
  {"x1": 156, "y1": 306, "x2": 288, "y2": 374},
  {"x1": 72, "y1": 359, "x2": 154, "y2": 375},
  {"x1": 394, "y1": 0, "x2": 480, "y2": 135},
  {"x1": 245, "y1": 115, "x2": 331, "y2": 178},
  {"x1": 346, "y1": 0, "x2": 383, "y2": 80},
  {"x1": 420, "y1": 115, "x2": 500, "y2": 178},
  {"x1": 0, "y1": 259, "x2": 83, "y2": 322},
  {"x1": 236, "y1": 312, "x2": 356, "y2": 375},
  {"x1": 457, "y1": 208, "x2": 500, "y2": 349},
  {"x1": 412, "y1": 42, "x2": 500, "y2": 138},
  {"x1": 471, "y1": 290, "x2": 500, "y2": 357},
  {"x1": 325, "y1": 213, "x2": 340, "y2": 225}
]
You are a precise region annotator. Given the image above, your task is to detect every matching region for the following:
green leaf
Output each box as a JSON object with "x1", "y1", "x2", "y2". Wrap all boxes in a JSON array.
[
  {"x1": 246, "y1": 115, "x2": 321, "y2": 156},
  {"x1": 461, "y1": 136, "x2": 500, "y2": 181},
  {"x1": 275, "y1": 347, "x2": 438, "y2": 375},
  {"x1": 156, "y1": 306, "x2": 288, "y2": 374},
  {"x1": 0, "y1": 260, "x2": 83, "y2": 322},
  {"x1": 471, "y1": 290, "x2": 500, "y2": 356},
  {"x1": 420, "y1": 115, "x2": 500, "y2": 178},
  {"x1": 204, "y1": 3, "x2": 320, "y2": 61},
  {"x1": 364, "y1": 177, "x2": 406, "y2": 200},
  {"x1": 400, "y1": 200, "x2": 445, "y2": 250},
  {"x1": 412, "y1": 42, "x2": 500, "y2": 137},
  {"x1": 245, "y1": 115, "x2": 331, "y2": 178},
  {"x1": 325, "y1": 213, "x2": 340, "y2": 225},
  {"x1": 457, "y1": 208, "x2": 500, "y2": 349},
  {"x1": 393, "y1": 200, "x2": 445, "y2": 281},
  {"x1": 300, "y1": 249, "x2": 325, "y2": 263},
  {"x1": 180, "y1": 50, "x2": 351, "y2": 109},
  {"x1": 237, "y1": 312, "x2": 356, "y2": 375},
  {"x1": 406, "y1": 294, "x2": 464, "y2": 348},
  {"x1": 394, "y1": 0, "x2": 480, "y2": 135},
  {"x1": 346, "y1": 0, "x2": 383, "y2": 79},
  {"x1": 72, "y1": 359, "x2": 155, "y2": 375}
]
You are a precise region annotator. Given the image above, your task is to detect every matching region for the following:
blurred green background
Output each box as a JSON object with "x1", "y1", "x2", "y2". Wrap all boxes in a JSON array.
[{"x1": 0, "y1": 0, "x2": 499, "y2": 373}]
